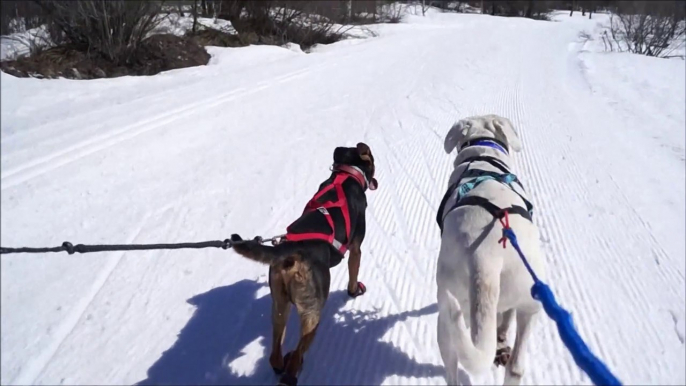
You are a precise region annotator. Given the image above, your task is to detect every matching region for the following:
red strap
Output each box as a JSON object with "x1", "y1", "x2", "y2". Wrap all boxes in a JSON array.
[
  {"x1": 284, "y1": 173, "x2": 354, "y2": 253},
  {"x1": 334, "y1": 174, "x2": 352, "y2": 243},
  {"x1": 304, "y1": 184, "x2": 336, "y2": 212},
  {"x1": 498, "y1": 211, "x2": 510, "y2": 248},
  {"x1": 285, "y1": 232, "x2": 332, "y2": 244}
]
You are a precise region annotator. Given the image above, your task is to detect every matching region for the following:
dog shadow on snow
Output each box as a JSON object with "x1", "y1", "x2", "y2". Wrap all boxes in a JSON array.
[{"x1": 137, "y1": 279, "x2": 445, "y2": 385}]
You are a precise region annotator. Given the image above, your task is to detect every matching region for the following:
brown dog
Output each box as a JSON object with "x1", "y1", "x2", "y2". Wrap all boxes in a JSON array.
[{"x1": 229, "y1": 142, "x2": 378, "y2": 386}]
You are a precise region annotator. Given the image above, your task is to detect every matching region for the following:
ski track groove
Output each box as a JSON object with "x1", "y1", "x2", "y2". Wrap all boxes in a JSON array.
[
  {"x1": 605, "y1": 170, "x2": 685, "y2": 283},
  {"x1": 1, "y1": 55, "x2": 323, "y2": 145},
  {"x1": 523, "y1": 31, "x2": 677, "y2": 381},
  {"x1": 511, "y1": 65, "x2": 580, "y2": 385},
  {"x1": 375, "y1": 126, "x2": 431, "y2": 286},
  {"x1": 350, "y1": 152, "x2": 436, "y2": 382},
  {"x1": 1, "y1": 62, "x2": 334, "y2": 191},
  {"x1": 526, "y1": 104, "x2": 599, "y2": 384},
  {"x1": 567, "y1": 38, "x2": 680, "y2": 379},
  {"x1": 384, "y1": 135, "x2": 437, "y2": 244},
  {"x1": 499, "y1": 43, "x2": 593, "y2": 384},
  {"x1": 10, "y1": 212, "x2": 152, "y2": 386}
]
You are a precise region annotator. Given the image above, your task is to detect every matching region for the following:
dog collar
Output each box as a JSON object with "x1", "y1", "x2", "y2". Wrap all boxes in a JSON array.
[
  {"x1": 460, "y1": 138, "x2": 508, "y2": 155},
  {"x1": 332, "y1": 164, "x2": 372, "y2": 190}
]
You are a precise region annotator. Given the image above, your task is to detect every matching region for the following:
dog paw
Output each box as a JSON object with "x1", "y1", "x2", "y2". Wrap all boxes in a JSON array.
[
  {"x1": 347, "y1": 282, "x2": 367, "y2": 298},
  {"x1": 230, "y1": 234, "x2": 243, "y2": 243},
  {"x1": 277, "y1": 373, "x2": 298, "y2": 386},
  {"x1": 494, "y1": 346, "x2": 512, "y2": 367}
]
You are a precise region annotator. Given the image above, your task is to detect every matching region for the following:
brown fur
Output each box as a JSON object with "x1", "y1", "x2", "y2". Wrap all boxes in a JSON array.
[{"x1": 229, "y1": 143, "x2": 376, "y2": 386}]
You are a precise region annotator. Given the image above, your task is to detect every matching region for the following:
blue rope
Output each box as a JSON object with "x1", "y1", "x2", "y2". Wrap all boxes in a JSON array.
[{"x1": 501, "y1": 227, "x2": 623, "y2": 386}]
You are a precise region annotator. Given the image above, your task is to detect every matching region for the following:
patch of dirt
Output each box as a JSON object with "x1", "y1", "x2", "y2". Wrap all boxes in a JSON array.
[
  {"x1": 188, "y1": 28, "x2": 247, "y2": 48},
  {"x1": 0, "y1": 34, "x2": 210, "y2": 80}
]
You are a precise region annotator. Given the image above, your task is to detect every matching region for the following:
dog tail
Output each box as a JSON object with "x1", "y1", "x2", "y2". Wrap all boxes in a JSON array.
[
  {"x1": 231, "y1": 237, "x2": 294, "y2": 265},
  {"x1": 441, "y1": 275, "x2": 499, "y2": 375}
]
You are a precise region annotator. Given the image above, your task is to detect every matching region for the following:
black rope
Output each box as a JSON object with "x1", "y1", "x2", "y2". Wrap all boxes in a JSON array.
[
  {"x1": 0, "y1": 239, "x2": 234, "y2": 255},
  {"x1": 1, "y1": 234, "x2": 288, "y2": 255}
]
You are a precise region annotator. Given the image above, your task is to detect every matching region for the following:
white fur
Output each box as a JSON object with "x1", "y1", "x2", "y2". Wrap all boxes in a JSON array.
[{"x1": 436, "y1": 114, "x2": 546, "y2": 385}]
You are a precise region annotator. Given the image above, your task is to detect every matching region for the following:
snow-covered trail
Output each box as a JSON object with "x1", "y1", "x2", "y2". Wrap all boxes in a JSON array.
[{"x1": 2, "y1": 11, "x2": 684, "y2": 386}]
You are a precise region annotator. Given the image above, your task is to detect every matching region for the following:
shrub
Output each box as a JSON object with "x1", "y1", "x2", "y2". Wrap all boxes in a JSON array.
[
  {"x1": 605, "y1": 0, "x2": 685, "y2": 58},
  {"x1": 1, "y1": 1, "x2": 46, "y2": 35},
  {"x1": 35, "y1": 0, "x2": 167, "y2": 64},
  {"x1": 479, "y1": 0, "x2": 554, "y2": 20},
  {"x1": 1, "y1": 1, "x2": 213, "y2": 79},
  {"x1": 1, "y1": 33, "x2": 210, "y2": 79},
  {"x1": 215, "y1": 0, "x2": 353, "y2": 50}
]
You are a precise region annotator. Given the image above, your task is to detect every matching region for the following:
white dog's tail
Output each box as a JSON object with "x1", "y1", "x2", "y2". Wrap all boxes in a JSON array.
[{"x1": 441, "y1": 277, "x2": 499, "y2": 375}]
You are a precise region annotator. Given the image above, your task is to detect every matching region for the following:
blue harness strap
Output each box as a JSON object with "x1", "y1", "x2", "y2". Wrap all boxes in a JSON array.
[
  {"x1": 436, "y1": 159, "x2": 534, "y2": 234},
  {"x1": 457, "y1": 170, "x2": 518, "y2": 197},
  {"x1": 460, "y1": 137, "x2": 510, "y2": 155}
]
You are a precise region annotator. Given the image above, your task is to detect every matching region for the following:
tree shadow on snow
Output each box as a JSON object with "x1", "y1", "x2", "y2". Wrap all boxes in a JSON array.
[{"x1": 137, "y1": 279, "x2": 444, "y2": 385}]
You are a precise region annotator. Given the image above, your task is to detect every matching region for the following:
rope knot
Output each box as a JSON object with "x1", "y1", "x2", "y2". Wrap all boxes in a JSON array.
[
  {"x1": 222, "y1": 239, "x2": 232, "y2": 249},
  {"x1": 62, "y1": 242, "x2": 75, "y2": 254}
]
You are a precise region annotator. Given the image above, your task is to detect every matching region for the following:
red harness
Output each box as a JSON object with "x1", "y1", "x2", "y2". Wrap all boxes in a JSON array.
[{"x1": 284, "y1": 165, "x2": 369, "y2": 254}]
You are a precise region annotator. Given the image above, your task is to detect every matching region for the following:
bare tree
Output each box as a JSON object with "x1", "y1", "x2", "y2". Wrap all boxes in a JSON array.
[
  {"x1": 606, "y1": 0, "x2": 685, "y2": 58},
  {"x1": 381, "y1": 1, "x2": 406, "y2": 23},
  {"x1": 1, "y1": 1, "x2": 46, "y2": 35},
  {"x1": 34, "y1": 0, "x2": 167, "y2": 63},
  {"x1": 479, "y1": 0, "x2": 553, "y2": 20},
  {"x1": 192, "y1": 0, "x2": 199, "y2": 33}
]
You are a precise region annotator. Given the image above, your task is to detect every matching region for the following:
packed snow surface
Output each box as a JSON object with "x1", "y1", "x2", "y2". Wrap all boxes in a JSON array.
[{"x1": 2, "y1": 9, "x2": 684, "y2": 386}]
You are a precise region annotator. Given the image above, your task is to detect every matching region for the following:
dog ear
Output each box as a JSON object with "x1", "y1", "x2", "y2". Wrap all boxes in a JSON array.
[
  {"x1": 356, "y1": 142, "x2": 372, "y2": 162},
  {"x1": 492, "y1": 117, "x2": 522, "y2": 152},
  {"x1": 444, "y1": 120, "x2": 471, "y2": 154}
]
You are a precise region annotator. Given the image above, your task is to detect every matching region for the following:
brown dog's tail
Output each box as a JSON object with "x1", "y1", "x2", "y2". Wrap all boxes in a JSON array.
[{"x1": 230, "y1": 234, "x2": 292, "y2": 265}]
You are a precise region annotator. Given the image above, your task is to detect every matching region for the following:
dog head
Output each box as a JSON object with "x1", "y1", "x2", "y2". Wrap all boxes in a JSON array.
[
  {"x1": 443, "y1": 114, "x2": 522, "y2": 155},
  {"x1": 333, "y1": 142, "x2": 378, "y2": 190}
]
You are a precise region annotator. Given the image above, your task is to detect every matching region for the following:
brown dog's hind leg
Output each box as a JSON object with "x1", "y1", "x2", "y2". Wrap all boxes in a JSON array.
[
  {"x1": 269, "y1": 267, "x2": 291, "y2": 374},
  {"x1": 278, "y1": 257, "x2": 327, "y2": 386},
  {"x1": 279, "y1": 311, "x2": 321, "y2": 386}
]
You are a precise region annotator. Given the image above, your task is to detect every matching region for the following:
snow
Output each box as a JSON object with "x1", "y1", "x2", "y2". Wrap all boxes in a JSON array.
[
  {"x1": 0, "y1": 25, "x2": 52, "y2": 61},
  {"x1": 153, "y1": 14, "x2": 236, "y2": 37},
  {"x1": 2, "y1": 9, "x2": 685, "y2": 386}
]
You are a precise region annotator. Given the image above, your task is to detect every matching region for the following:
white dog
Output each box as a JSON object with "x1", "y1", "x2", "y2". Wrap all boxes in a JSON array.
[{"x1": 435, "y1": 114, "x2": 547, "y2": 385}]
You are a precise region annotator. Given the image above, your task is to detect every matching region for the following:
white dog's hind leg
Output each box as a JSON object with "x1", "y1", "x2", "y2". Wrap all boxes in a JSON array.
[
  {"x1": 438, "y1": 306, "x2": 460, "y2": 385},
  {"x1": 497, "y1": 310, "x2": 515, "y2": 345},
  {"x1": 495, "y1": 309, "x2": 515, "y2": 367},
  {"x1": 503, "y1": 310, "x2": 538, "y2": 385},
  {"x1": 438, "y1": 293, "x2": 473, "y2": 386}
]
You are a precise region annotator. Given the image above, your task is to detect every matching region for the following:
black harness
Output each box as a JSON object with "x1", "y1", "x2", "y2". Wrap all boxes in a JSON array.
[{"x1": 436, "y1": 145, "x2": 534, "y2": 235}]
